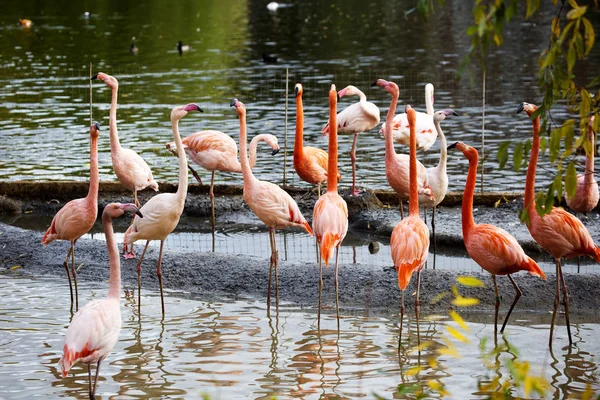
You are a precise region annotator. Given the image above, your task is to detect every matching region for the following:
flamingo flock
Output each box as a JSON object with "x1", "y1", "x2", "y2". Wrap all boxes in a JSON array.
[{"x1": 41, "y1": 73, "x2": 599, "y2": 398}]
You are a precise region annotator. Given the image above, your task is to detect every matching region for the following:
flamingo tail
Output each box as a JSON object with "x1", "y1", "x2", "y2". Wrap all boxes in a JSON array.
[
  {"x1": 302, "y1": 221, "x2": 313, "y2": 236},
  {"x1": 523, "y1": 257, "x2": 546, "y2": 280},
  {"x1": 320, "y1": 231, "x2": 338, "y2": 267},
  {"x1": 58, "y1": 343, "x2": 93, "y2": 378},
  {"x1": 321, "y1": 123, "x2": 330, "y2": 136},
  {"x1": 396, "y1": 259, "x2": 420, "y2": 291},
  {"x1": 41, "y1": 224, "x2": 56, "y2": 246},
  {"x1": 591, "y1": 245, "x2": 600, "y2": 264}
]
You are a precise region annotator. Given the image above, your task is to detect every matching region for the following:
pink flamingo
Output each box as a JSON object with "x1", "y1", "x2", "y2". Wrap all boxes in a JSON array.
[
  {"x1": 448, "y1": 141, "x2": 546, "y2": 335},
  {"x1": 518, "y1": 102, "x2": 600, "y2": 347},
  {"x1": 167, "y1": 130, "x2": 280, "y2": 234},
  {"x1": 231, "y1": 98, "x2": 313, "y2": 310},
  {"x1": 566, "y1": 115, "x2": 598, "y2": 213},
  {"x1": 373, "y1": 79, "x2": 433, "y2": 218},
  {"x1": 42, "y1": 123, "x2": 101, "y2": 310},
  {"x1": 322, "y1": 85, "x2": 380, "y2": 195},
  {"x1": 124, "y1": 103, "x2": 202, "y2": 316},
  {"x1": 91, "y1": 72, "x2": 158, "y2": 257},
  {"x1": 58, "y1": 202, "x2": 142, "y2": 400},
  {"x1": 385, "y1": 83, "x2": 437, "y2": 150},
  {"x1": 294, "y1": 83, "x2": 340, "y2": 196},
  {"x1": 312, "y1": 84, "x2": 349, "y2": 329}
]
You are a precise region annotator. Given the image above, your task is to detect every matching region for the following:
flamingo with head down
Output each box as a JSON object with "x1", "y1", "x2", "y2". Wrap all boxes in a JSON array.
[{"x1": 566, "y1": 115, "x2": 599, "y2": 214}]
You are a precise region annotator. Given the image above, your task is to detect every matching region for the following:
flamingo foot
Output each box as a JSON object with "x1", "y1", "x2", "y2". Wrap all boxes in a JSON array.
[
  {"x1": 351, "y1": 189, "x2": 363, "y2": 196},
  {"x1": 123, "y1": 251, "x2": 137, "y2": 259}
]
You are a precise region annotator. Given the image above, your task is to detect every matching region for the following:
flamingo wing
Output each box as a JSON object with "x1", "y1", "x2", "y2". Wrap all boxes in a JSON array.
[
  {"x1": 389, "y1": 112, "x2": 436, "y2": 150},
  {"x1": 125, "y1": 193, "x2": 181, "y2": 243},
  {"x1": 114, "y1": 148, "x2": 156, "y2": 191},
  {"x1": 42, "y1": 199, "x2": 96, "y2": 244},
  {"x1": 295, "y1": 146, "x2": 329, "y2": 185},
  {"x1": 390, "y1": 216, "x2": 429, "y2": 290},
  {"x1": 182, "y1": 130, "x2": 238, "y2": 171},
  {"x1": 313, "y1": 193, "x2": 349, "y2": 265}
]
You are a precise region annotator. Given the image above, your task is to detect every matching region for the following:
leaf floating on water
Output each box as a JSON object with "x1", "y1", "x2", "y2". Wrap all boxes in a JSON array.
[
  {"x1": 447, "y1": 326, "x2": 469, "y2": 343},
  {"x1": 449, "y1": 311, "x2": 470, "y2": 332},
  {"x1": 452, "y1": 296, "x2": 480, "y2": 307},
  {"x1": 456, "y1": 276, "x2": 485, "y2": 287},
  {"x1": 405, "y1": 366, "x2": 423, "y2": 376},
  {"x1": 10, "y1": 265, "x2": 22, "y2": 270}
]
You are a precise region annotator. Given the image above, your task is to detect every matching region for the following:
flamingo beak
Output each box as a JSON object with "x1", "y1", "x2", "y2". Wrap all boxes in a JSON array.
[
  {"x1": 271, "y1": 148, "x2": 280, "y2": 156},
  {"x1": 120, "y1": 204, "x2": 143, "y2": 218},
  {"x1": 447, "y1": 142, "x2": 458, "y2": 150},
  {"x1": 230, "y1": 99, "x2": 238, "y2": 107},
  {"x1": 294, "y1": 85, "x2": 300, "y2": 98},
  {"x1": 370, "y1": 80, "x2": 379, "y2": 87},
  {"x1": 516, "y1": 102, "x2": 526, "y2": 114},
  {"x1": 91, "y1": 73, "x2": 99, "y2": 80},
  {"x1": 94, "y1": 122, "x2": 101, "y2": 131}
]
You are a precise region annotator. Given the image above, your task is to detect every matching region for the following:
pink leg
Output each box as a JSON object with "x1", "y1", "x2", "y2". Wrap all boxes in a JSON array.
[
  {"x1": 70, "y1": 242, "x2": 79, "y2": 310},
  {"x1": 136, "y1": 241, "x2": 150, "y2": 315},
  {"x1": 157, "y1": 240, "x2": 166, "y2": 317},
  {"x1": 63, "y1": 246, "x2": 74, "y2": 308},
  {"x1": 210, "y1": 171, "x2": 216, "y2": 252},
  {"x1": 350, "y1": 133, "x2": 362, "y2": 196},
  {"x1": 124, "y1": 191, "x2": 140, "y2": 258}
]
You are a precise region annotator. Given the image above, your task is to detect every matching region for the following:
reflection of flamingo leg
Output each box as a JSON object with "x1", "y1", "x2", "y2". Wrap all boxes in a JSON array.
[
  {"x1": 335, "y1": 247, "x2": 340, "y2": 330},
  {"x1": 156, "y1": 240, "x2": 166, "y2": 317},
  {"x1": 557, "y1": 263, "x2": 573, "y2": 345},
  {"x1": 136, "y1": 240, "x2": 150, "y2": 315}
]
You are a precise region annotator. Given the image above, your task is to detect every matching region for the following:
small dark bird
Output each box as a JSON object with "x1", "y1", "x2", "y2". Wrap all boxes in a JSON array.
[
  {"x1": 177, "y1": 41, "x2": 190, "y2": 56},
  {"x1": 262, "y1": 53, "x2": 278, "y2": 64},
  {"x1": 130, "y1": 42, "x2": 139, "y2": 55}
]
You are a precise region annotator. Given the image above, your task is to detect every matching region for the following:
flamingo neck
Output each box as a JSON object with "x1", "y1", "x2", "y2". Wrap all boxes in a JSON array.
[
  {"x1": 425, "y1": 86, "x2": 434, "y2": 115},
  {"x1": 109, "y1": 85, "x2": 121, "y2": 153},
  {"x1": 462, "y1": 150, "x2": 478, "y2": 238},
  {"x1": 408, "y1": 115, "x2": 419, "y2": 217},
  {"x1": 356, "y1": 89, "x2": 367, "y2": 103},
  {"x1": 524, "y1": 116, "x2": 541, "y2": 214},
  {"x1": 435, "y1": 119, "x2": 447, "y2": 173},
  {"x1": 248, "y1": 135, "x2": 262, "y2": 169},
  {"x1": 104, "y1": 214, "x2": 121, "y2": 299},
  {"x1": 86, "y1": 134, "x2": 99, "y2": 206},
  {"x1": 327, "y1": 96, "x2": 338, "y2": 193},
  {"x1": 294, "y1": 94, "x2": 305, "y2": 158},
  {"x1": 238, "y1": 108, "x2": 255, "y2": 184},
  {"x1": 384, "y1": 91, "x2": 398, "y2": 164},
  {"x1": 171, "y1": 118, "x2": 188, "y2": 203},
  {"x1": 585, "y1": 124, "x2": 595, "y2": 182}
]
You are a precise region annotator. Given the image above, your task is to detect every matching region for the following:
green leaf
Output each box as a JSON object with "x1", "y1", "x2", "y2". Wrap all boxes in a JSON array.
[
  {"x1": 567, "y1": 46, "x2": 576, "y2": 72},
  {"x1": 478, "y1": 16, "x2": 487, "y2": 38},
  {"x1": 497, "y1": 141, "x2": 510, "y2": 169},
  {"x1": 565, "y1": 161, "x2": 577, "y2": 198},
  {"x1": 582, "y1": 17, "x2": 595, "y2": 55},
  {"x1": 513, "y1": 142, "x2": 523, "y2": 171},
  {"x1": 566, "y1": 5, "x2": 587, "y2": 20},
  {"x1": 540, "y1": 136, "x2": 548, "y2": 154},
  {"x1": 553, "y1": 171, "x2": 563, "y2": 201},
  {"x1": 523, "y1": 139, "x2": 532, "y2": 161},
  {"x1": 545, "y1": 182, "x2": 556, "y2": 211}
]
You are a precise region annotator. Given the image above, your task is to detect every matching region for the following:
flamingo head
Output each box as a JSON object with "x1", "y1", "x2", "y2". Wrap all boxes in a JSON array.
[
  {"x1": 433, "y1": 109, "x2": 458, "y2": 123},
  {"x1": 91, "y1": 72, "x2": 118, "y2": 89},
  {"x1": 516, "y1": 102, "x2": 538, "y2": 116},
  {"x1": 171, "y1": 103, "x2": 202, "y2": 122},
  {"x1": 425, "y1": 83, "x2": 435, "y2": 106},
  {"x1": 406, "y1": 105, "x2": 416, "y2": 126},
  {"x1": 90, "y1": 121, "x2": 100, "y2": 139},
  {"x1": 294, "y1": 83, "x2": 303, "y2": 98},
  {"x1": 447, "y1": 141, "x2": 478, "y2": 162},
  {"x1": 337, "y1": 85, "x2": 357, "y2": 100},
  {"x1": 418, "y1": 186, "x2": 435, "y2": 201},
  {"x1": 371, "y1": 79, "x2": 398, "y2": 97},
  {"x1": 102, "y1": 203, "x2": 143, "y2": 222}
]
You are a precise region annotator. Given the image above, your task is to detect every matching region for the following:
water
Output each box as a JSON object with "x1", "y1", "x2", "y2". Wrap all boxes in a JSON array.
[
  {"x1": 1, "y1": 274, "x2": 598, "y2": 399},
  {"x1": 2, "y1": 1, "x2": 598, "y2": 192}
]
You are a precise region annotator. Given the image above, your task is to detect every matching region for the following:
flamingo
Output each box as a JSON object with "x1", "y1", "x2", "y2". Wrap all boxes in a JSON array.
[
  {"x1": 312, "y1": 84, "x2": 349, "y2": 329},
  {"x1": 18, "y1": 18, "x2": 32, "y2": 28},
  {"x1": 231, "y1": 98, "x2": 313, "y2": 311},
  {"x1": 322, "y1": 85, "x2": 380, "y2": 195},
  {"x1": 372, "y1": 79, "x2": 434, "y2": 218},
  {"x1": 517, "y1": 102, "x2": 600, "y2": 347},
  {"x1": 566, "y1": 115, "x2": 599, "y2": 213},
  {"x1": 421, "y1": 109, "x2": 458, "y2": 257},
  {"x1": 91, "y1": 72, "x2": 158, "y2": 258},
  {"x1": 294, "y1": 83, "x2": 339, "y2": 196},
  {"x1": 124, "y1": 103, "x2": 202, "y2": 316},
  {"x1": 167, "y1": 130, "x2": 280, "y2": 235},
  {"x1": 385, "y1": 83, "x2": 437, "y2": 150},
  {"x1": 42, "y1": 122, "x2": 101, "y2": 311},
  {"x1": 376, "y1": 78, "x2": 430, "y2": 336},
  {"x1": 58, "y1": 202, "x2": 142, "y2": 400},
  {"x1": 448, "y1": 141, "x2": 546, "y2": 335}
]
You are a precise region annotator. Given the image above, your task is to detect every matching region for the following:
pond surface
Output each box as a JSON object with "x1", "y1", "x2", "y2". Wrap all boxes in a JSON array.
[
  {"x1": 1, "y1": 274, "x2": 599, "y2": 399},
  {"x1": 1, "y1": 1, "x2": 599, "y2": 192}
]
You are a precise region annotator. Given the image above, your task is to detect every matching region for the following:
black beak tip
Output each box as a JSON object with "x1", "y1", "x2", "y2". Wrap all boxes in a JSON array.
[
  {"x1": 230, "y1": 99, "x2": 237, "y2": 107},
  {"x1": 452, "y1": 111, "x2": 459, "y2": 116},
  {"x1": 91, "y1": 73, "x2": 98, "y2": 80},
  {"x1": 94, "y1": 122, "x2": 101, "y2": 130},
  {"x1": 272, "y1": 148, "x2": 280, "y2": 156},
  {"x1": 370, "y1": 81, "x2": 378, "y2": 88},
  {"x1": 198, "y1": 107, "x2": 204, "y2": 113},
  {"x1": 337, "y1": 94, "x2": 341, "y2": 102},
  {"x1": 136, "y1": 210, "x2": 143, "y2": 218},
  {"x1": 447, "y1": 142, "x2": 458, "y2": 150},
  {"x1": 516, "y1": 103, "x2": 525, "y2": 114}
]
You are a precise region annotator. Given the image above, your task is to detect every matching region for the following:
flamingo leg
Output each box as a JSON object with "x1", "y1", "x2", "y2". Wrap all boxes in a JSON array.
[
  {"x1": 549, "y1": 258, "x2": 561, "y2": 348},
  {"x1": 350, "y1": 132, "x2": 360, "y2": 196},
  {"x1": 125, "y1": 191, "x2": 141, "y2": 257},
  {"x1": 274, "y1": 230, "x2": 279, "y2": 313},
  {"x1": 62, "y1": 246, "x2": 74, "y2": 307},
  {"x1": 267, "y1": 229, "x2": 274, "y2": 313},
  {"x1": 318, "y1": 251, "x2": 323, "y2": 331},
  {"x1": 335, "y1": 246, "x2": 340, "y2": 331},
  {"x1": 399, "y1": 200, "x2": 404, "y2": 219},
  {"x1": 557, "y1": 263, "x2": 573, "y2": 345},
  {"x1": 189, "y1": 165, "x2": 203, "y2": 184},
  {"x1": 70, "y1": 242, "x2": 79, "y2": 310},
  {"x1": 157, "y1": 240, "x2": 166, "y2": 317},
  {"x1": 317, "y1": 183, "x2": 321, "y2": 198},
  {"x1": 210, "y1": 171, "x2": 216, "y2": 250},
  {"x1": 136, "y1": 241, "x2": 150, "y2": 315},
  {"x1": 500, "y1": 274, "x2": 522, "y2": 333},
  {"x1": 415, "y1": 270, "x2": 422, "y2": 348},
  {"x1": 398, "y1": 290, "x2": 405, "y2": 352},
  {"x1": 90, "y1": 358, "x2": 102, "y2": 399},
  {"x1": 492, "y1": 275, "x2": 499, "y2": 338},
  {"x1": 432, "y1": 207, "x2": 437, "y2": 270},
  {"x1": 88, "y1": 363, "x2": 93, "y2": 399}
]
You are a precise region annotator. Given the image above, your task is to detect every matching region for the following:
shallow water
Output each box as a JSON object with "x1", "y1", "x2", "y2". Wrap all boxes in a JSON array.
[
  {"x1": 2, "y1": 1, "x2": 598, "y2": 192},
  {"x1": 0, "y1": 274, "x2": 598, "y2": 399}
]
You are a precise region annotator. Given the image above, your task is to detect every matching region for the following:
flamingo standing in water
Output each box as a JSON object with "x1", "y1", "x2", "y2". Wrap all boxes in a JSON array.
[
  {"x1": 322, "y1": 85, "x2": 380, "y2": 195},
  {"x1": 386, "y1": 83, "x2": 437, "y2": 150},
  {"x1": 124, "y1": 103, "x2": 202, "y2": 316},
  {"x1": 91, "y1": 72, "x2": 158, "y2": 258},
  {"x1": 566, "y1": 115, "x2": 598, "y2": 213},
  {"x1": 313, "y1": 84, "x2": 349, "y2": 329},
  {"x1": 448, "y1": 141, "x2": 546, "y2": 335},
  {"x1": 42, "y1": 123, "x2": 101, "y2": 311},
  {"x1": 372, "y1": 79, "x2": 433, "y2": 218},
  {"x1": 58, "y1": 202, "x2": 142, "y2": 400},
  {"x1": 167, "y1": 130, "x2": 280, "y2": 236},
  {"x1": 294, "y1": 83, "x2": 339, "y2": 196},
  {"x1": 517, "y1": 102, "x2": 600, "y2": 347},
  {"x1": 231, "y1": 98, "x2": 313, "y2": 310}
]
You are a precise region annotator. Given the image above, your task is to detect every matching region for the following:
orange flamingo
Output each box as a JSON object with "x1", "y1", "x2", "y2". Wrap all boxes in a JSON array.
[
  {"x1": 231, "y1": 98, "x2": 313, "y2": 310},
  {"x1": 42, "y1": 123, "x2": 101, "y2": 311},
  {"x1": 566, "y1": 115, "x2": 598, "y2": 213},
  {"x1": 312, "y1": 84, "x2": 349, "y2": 329},
  {"x1": 448, "y1": 141, "x2": 546, "y2": 335},
  {"x1": 293, "y1": 83, "x2": 339, "y2": 195},
  {"x1": 322, "y1": 85, "x2": 380, "y2": 195},
  {"x1": 518, "y1": 102, "x2": 600, "y2": 347}
]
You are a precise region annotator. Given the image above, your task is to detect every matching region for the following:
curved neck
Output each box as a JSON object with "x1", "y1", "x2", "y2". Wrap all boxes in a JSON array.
[
  {"x1": 238, "y1": 108, "x2": 255, "y2": 183},
  {"x1": 435, "y1": 120, "x2": 447, "y2": 172},
  {"x1": 408, "y1": 115, "x2": 419, "y2": 216},
  {"x1": 109, "y1": 85, "x2": 121, "y2": 152},
  {"x1": 585, "y1": 124, "x2": 595, "y2": 180},
  {"x1": 248, "y1": 135, "x2": 262, "y2": 168},
  {"x1": 327, "y1": 95, "x2": 338, "y2": 193},
  {"x1": 172, "y1": 118, "x2": 188, "y2": 202},
  {"x1": 294, "y1": 94, "x2": 304, "y2": 157},
  {"x1": 356, "y1": 90, "x2": 367, "y2": 103},
  {"x1": 524, "y1": 116, "x2": 541, "y2": 213},
  {"x1": 104, "y1": 215, "x2": 121, "y2": 299},
  {"x1": 87, "y1": 134, "x2": 99, "y2": 203},
  {"x1": 462, "y1": 151, "x2": 478, "y2": 237},
  {"x1": 384, "y1": 91, "x2": 398, "y2": 164}
]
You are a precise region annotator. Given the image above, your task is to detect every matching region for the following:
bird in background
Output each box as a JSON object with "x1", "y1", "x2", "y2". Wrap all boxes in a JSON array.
[
  {"x1": 124, "y1": 103, "x2": 202, "y2": 317},
  {"x1": 18, "y1": 18, "x2": 32, "y2": 28},
  {"x1": 517, "y1": 102, "x2": 600, "y2": 347},
  {"x1": 58, "y1": 202, "x2": 142, "y2": 400},
  {"x1": 294, "y1": 83, "x2": 338, "y2": 196},
  {"x1": 231, "y1": 98, "x2": 313, "y2": 313},
  {"x1": 312, "y1": 84, "x2": 349, "y2": 330},
  {"x1": 167, "y1": 129, "x2": 280, "y2": 243},
  {"x1": 372, "y1": 79, "x2": 434, "y2": 219},
  {"x1": 42, "y1": 122, "x2": 101, "y2": 311},
  {"x1": 566, "y1": 115, "x2": 598, "y2": 214},
  {"x1": 448, "y1": 141, "x2": 546, "y2": 336},
  {"x1": 322, "y1": 85, "x2": 380, "y2": 196},
  {"x1": 91, "y1": 72, "x2": 158, "y2": 258},
  {"x1": 177, "y1": 41, "x2": 189, "y2": 56},
  {"x1": 130, "y1": 42, "x2": 139, "y2": 55},
  {"x1": 384, "y1": 83, "x2": 437, "y2": 151}
]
